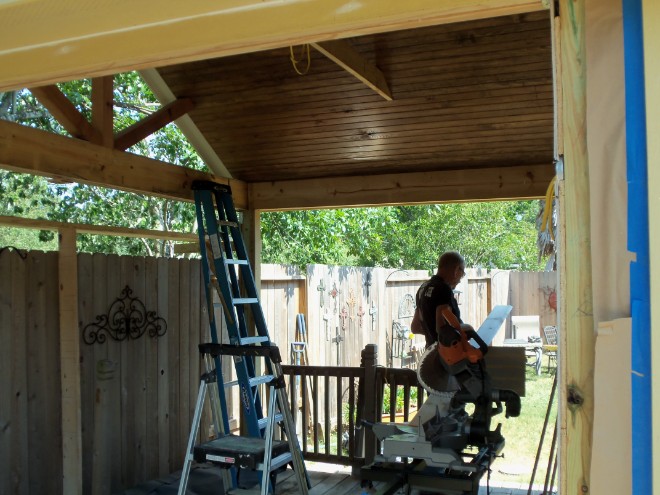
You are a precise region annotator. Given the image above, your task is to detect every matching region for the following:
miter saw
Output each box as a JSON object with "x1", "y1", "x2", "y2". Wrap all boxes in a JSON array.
[{"x1": 361, "y1": 305, "x2": 521, "y2": 495}]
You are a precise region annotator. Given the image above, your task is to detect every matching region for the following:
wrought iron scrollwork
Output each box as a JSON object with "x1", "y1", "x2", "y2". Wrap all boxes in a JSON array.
[{"x1": 82, "y1": 285, "x2": 167, "y2": 345}]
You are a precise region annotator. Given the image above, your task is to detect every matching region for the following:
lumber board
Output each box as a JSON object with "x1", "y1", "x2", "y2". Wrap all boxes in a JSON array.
[
  {"x1": 91, "y1": 76, "x2": 115, "y2": 147},
  {"x1": 29, "y1": 85, "x2": 101, "y2": 142},
  {"x1": 643, "y1": 1, "x2": 660, "y2": 490},
  {"x1": 0, "y1": 251, "x2": 12, "y2": 495},
  {"x1": 114, "y1": 98, "x2": 195, "y2": 151},
  {"x1": 311, "y1": 40, "x2": 392, "y2": 101},
  {"x1": 1, "y1": 0, "x2": 544, "y2": 91},
  {"x1": 156, "y1": 257, "x2": 171, "y2": 474},
  {"x1": 0, "y1": 215, "x2": 197, "y2": 242},
  {"x1": 558, "y1": 1, "x2": 594, "y2": 494},
  {"x1": 249, "y1": 164, "x2": 554, "y2": 210},
  {"x1": 0, "y1": 120, "x2": 247, "y2": 208},
  {"x1": 144, "y1": 257, "x2": 160, "y2": 478},
  {"x1": 58, "y1": 229, "x2": 82, "y2": 495}
]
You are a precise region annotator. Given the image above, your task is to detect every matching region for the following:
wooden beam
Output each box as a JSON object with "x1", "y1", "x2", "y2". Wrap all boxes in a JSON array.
[
  {"x1": 0, "y1": 215, "x2": 197, "y2": 242},
  {"x1": 140, "y1": 68, "x2": 232, "y2": 178},
  {"x1": 558, "y1": 1, "x2": 594, "y2": 494},
  {"x1": 114, "y1": 98, "x2": 195, "y2": 151},
  {"x1": 0, "y1": 120, "x2": 248, "y2": 208},
  {"x1": 58, "y1": 227, "x2": 82, "y2": 494},
  {"x1": 29, "y1": 85, "x2": 101, "y2": 142},
  {"x1": 311, "y1": 40, "x2": 392, "y2": 101},
  {"x1": 249, "y1": 164, "x2": 554, "y2": 210},
  {"x1": 0, "y1": 0, "x2": 545, "y2": 91},
  {"x1": 91, "y1": 76, "x2": 114, "y2": 147}
]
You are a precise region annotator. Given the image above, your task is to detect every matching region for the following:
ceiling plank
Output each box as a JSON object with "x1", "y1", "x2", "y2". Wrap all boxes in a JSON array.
[
  {"x1": 29, "y1": 85, "x2": 101, "y2": 142},
  {"x1": 114, "y1": 98, "x2": 195, "y2": 151},
  {"x1": 1, "y1": 0, "x2": 544, "y2": 91},
  {"x1": 311, "y1": 40, "x2": 393, "y2": 101},
  {"x1": 91, "y1": 76, "x2": 114, "y2": 147},
  {"x1": 249, "y1": 164, "x2": 554, "y2": 210},
  {"x1": 0, "y1": 119, "x2": 247, "y2": 208}
]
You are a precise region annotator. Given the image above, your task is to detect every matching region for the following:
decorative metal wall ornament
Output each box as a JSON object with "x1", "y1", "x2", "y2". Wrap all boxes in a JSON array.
[
  {"x1": 82, "y1": 285, "x2": 167, "y2": 345},
  {"x1": 329, "y1": 282, "x2": 340, "y2": 313},
  {"x1": 357, "y1": 305, "x2": 365, "y2": 329},
  {"x1": 317, "y1": 279, "x2": 326, "y2": 308}
]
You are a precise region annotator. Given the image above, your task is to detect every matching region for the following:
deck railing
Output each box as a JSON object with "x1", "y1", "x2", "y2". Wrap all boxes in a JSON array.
[{"x1": 280, "y1": 344, "x2": 426, "y2": 469}]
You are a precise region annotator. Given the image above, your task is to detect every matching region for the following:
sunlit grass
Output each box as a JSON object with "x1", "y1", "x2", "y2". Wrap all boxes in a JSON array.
[{"x1": 490, "y1": 358, "x2": 557, "y2": 486}]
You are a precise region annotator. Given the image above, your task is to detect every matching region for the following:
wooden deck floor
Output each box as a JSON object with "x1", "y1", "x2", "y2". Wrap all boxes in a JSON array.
[{"x1": 120, "y1": 462, "x2": 548, "y2": 495}]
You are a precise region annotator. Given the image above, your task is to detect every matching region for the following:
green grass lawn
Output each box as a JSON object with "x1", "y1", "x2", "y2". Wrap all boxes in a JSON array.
[{"x1": 490, "y1": 357, "x2": 558, "y2": 486}]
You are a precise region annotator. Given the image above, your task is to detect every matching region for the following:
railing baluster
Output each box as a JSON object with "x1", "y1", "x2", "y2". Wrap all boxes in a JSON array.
[
  {"x1": 336, "y1": 375, "x2": 343, "y2": 460},
  {"x1": 348, "y1": 375, "x2": 355, "y2": 461},
  {"x1": 313, "y1": 374, "x2": 319, "y2": 454},
  {"x1": 324, "y1": 372, "x2": 330, "y2": 456}
]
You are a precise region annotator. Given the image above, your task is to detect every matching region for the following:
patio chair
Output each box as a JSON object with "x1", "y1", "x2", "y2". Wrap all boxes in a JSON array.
[{"x1": 543, "y1": 325, "x2": 558, "y2": 373}]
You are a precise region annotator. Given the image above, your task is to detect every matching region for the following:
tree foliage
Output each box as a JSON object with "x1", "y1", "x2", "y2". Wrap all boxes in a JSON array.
[{"x1": 261, "y1": 201, "x2": 545, "y2": 271}]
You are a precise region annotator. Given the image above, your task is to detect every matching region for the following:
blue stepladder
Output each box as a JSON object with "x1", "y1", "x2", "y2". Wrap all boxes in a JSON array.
[{"x1": 177, "y1": 180, "x2": 309, "y2": 495}]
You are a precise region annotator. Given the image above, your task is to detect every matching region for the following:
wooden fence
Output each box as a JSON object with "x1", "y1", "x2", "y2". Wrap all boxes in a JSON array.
[{"x1": 0, "y1": 250, "x2": 556, "y2": 495}]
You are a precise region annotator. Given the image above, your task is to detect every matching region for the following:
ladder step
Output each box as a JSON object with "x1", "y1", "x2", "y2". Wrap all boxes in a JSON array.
[
  {"x1": 218, "y1": 220, "x2": 239, "y2": 228},
  {"x1": 224, "y1": 374, "x2": 275, "y2": 389},
  {"x1": 225, "y1": 258, "x2": 249, "y2": 265},
  {"x1": 233, "y1": 297, "x2": 259, "y2": 305},
  {"x1": 258, "y1": 414, "x2": 283, "y2": 430},
  {"x1": 240, "y1": 336, "x2": 269, "y2": 345},
  {"x1": 249, "y1": 375, "x2": 275, "y2": 387},
  {"x1": 260, "y1": 452, "x2": 292, "y2": 471}
]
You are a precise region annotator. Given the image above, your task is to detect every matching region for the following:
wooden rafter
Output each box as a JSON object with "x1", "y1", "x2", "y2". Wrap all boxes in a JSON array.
[
  {"x1": 114, "y1": 97, "x2": 195, "y2": 151},
  {"x1": 311, "y1": 40, "x2": 393, "y2": 101},
  {"x1": 249, "y1": 164, "x2": 554, "y2": 210},
  {"x1": 29, "y1": 85, "x2": 101, "y2": 142},
  {"x1": 0, "y1": 0, "x2": 545, "y2": 92},
  {"x1": 91, "y1": 76, "x2": 114, "y2": 147},
  {"x1": 0, "y1": 119, "x2": 247, "y2": 208}
]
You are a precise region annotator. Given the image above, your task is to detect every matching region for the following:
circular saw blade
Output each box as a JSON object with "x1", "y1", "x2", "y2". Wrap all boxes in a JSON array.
[{"x1": 417, "y1": 344, "x2": 461, "y2": 396}]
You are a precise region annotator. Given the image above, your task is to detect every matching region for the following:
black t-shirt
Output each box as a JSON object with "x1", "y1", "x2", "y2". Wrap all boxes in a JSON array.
[{"x1": 415, "y1": 275, "x2": 461, "y2": 348}]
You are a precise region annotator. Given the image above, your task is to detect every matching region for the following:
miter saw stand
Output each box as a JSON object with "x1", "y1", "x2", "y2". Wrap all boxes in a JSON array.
[{"x1": 361, "y1": 306, "x2": 521, "y2": 495}]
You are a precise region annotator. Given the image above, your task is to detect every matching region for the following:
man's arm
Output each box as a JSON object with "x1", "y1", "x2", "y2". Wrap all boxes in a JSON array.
[{"x1": 411, "y1": 308, "x2": 424, "y2": 335}]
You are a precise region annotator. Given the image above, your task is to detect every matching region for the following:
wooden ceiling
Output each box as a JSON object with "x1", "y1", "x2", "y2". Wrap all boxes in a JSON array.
[{"x1": 156, "y1": 11, "x2": 553, "y2": 184}]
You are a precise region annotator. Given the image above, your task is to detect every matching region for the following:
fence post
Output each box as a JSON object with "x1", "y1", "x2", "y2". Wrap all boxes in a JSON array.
[{"x1": 359, "y1": 344, "x2": 378, "y2": 469}]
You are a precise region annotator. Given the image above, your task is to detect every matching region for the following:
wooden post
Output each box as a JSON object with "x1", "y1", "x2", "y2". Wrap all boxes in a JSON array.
[
  {"x1": 360, "y1": 344, "x2": 378, "y2": 466},
  {"x1": 58, "y1": 227, "x2": 82, "y2": 494},
  {"x1": 558, "y1": 1, "x2": 595, "y2": 494}
]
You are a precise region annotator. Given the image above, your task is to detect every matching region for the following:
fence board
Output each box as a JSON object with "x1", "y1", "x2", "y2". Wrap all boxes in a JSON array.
[{"x1": 0, "y1": 250, "x2": 13, "y2": 495}]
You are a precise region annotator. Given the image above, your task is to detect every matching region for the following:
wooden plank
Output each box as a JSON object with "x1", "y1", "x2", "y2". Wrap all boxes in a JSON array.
[
  {"x1": 311, "y1": 40, "x2": 392, "y2": 100},
  {"x1": 0, "y1": 120, "x2": 248, "y2": 208},
  {"x1": 249, "y1": 164, "x2": 554, "y2": 210},
  {"x1": 114, "y1": 98, "x2": 195, "y2": 151},
  {"x1": 76, "y1": 253, "x2": 94, "y2": 494},
  {"x1": 58, "y1": 229, "x2": 82, "y2": 495},
  {"x1": 643, "y1": 2, "x2": 660, "y2": 490},
  {"x1": 29, "y1": 85, "x2": 101, "y2": 142},
  {"x1": 91, "y1": 76, "x2": 114, "y2": 147},
  {"x1": 156, "y1": 257, "x2": 171, "y2": 475},
  {"x1": 0, "y1": 0, "x2": 545, "y2": 91},
  {"x1": 558, "y1": 1, "x2": 593, "y2": 494},
  {"x1": 0, "y1": 251, "x2": 12, "y2": 495},
  {"x1": 143, "y1": 257, "x2": 160, "y2": 479},
  {"x1": 178, "y1": 260, "x2": 191, "y2": 454},
  {"x1": 119, "y1": 256, "x2": 136, "y2": 487},
  {"x1": 167, "y1": 259, "x2": 181, "y2": 466},
  {"x1": 0, "y1": 215, "x2": 197, "y2": 242},
  {"x1": 10, "y1": 249, "x2": 29, "y2": 494},
  {"x1": 133, "y1": 257, "x2": 148, "y2": 484}
]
